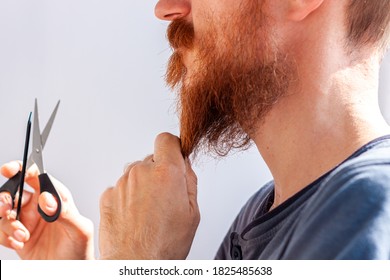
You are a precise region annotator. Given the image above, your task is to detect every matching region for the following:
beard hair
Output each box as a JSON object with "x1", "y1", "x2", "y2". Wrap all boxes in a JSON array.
[{"x1": 166, "y1": 3, "x2": 297, "y2": 158}]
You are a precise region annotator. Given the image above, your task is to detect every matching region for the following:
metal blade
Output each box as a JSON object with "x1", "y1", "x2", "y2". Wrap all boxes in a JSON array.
[
  {"x1": 25, "y1": 100, "x2": 60, "y2": 170},
  {"x1": 32, "y1": 99, "x2": 44, "y2": 174},
  {"x1": 41, "y1": 100, "x2": 60, "y2": 149}
]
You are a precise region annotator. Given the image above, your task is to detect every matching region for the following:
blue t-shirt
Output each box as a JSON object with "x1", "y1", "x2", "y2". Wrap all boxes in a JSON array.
[{"x1": 215, "y1": 136, "x2": 390, "y2": 259}]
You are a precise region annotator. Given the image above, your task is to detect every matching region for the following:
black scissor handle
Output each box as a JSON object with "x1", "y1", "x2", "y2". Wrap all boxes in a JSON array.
[
  {"x1": 37, "y1": 173, "x2": 62, "y2": 223},
  {"x1": 0, "y1": 171, "x2": 22, "y2": 209}
]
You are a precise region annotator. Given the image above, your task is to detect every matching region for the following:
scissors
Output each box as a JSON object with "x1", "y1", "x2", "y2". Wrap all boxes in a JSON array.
[{"x1": 0, "y1": 99, "x2": 62, "y2": 223}]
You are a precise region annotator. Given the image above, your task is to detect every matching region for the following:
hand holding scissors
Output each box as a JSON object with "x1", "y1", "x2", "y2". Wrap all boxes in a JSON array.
[
  {"x1": 0, "y1": 99, "x2": 61, "y2": 222},
  {"x1": 0, "y1": 100, "x2": 94, "y2": 259}
]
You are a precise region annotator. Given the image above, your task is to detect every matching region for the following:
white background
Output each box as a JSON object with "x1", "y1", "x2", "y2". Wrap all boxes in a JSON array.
[{"x1": 0, "y1": 0, "x2": 389, "y2": 260}]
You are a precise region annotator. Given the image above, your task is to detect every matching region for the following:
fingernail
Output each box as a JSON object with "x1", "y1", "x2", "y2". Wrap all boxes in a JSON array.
[{"x1": 14, "y1": 229, "x2": 26, "y2": 242}]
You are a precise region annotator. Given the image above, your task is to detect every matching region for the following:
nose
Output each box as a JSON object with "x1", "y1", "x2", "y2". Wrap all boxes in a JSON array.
[{"x1": 155, "y1": 0, "x2": 191, "y2": 21}]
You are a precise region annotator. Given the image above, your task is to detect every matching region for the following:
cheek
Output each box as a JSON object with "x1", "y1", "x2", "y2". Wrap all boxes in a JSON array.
[{"x1": 191, "y1": 1, "x2": 235, "y2": 44}]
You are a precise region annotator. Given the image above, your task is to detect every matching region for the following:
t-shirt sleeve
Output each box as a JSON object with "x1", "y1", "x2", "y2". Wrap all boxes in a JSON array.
[{"x1": 282, "y1": 164, "x2": 390, "y2": 259}]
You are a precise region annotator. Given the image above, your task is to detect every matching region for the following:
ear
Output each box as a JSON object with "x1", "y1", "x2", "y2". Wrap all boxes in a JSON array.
[{"x1": 286, "y1": 0, "x2": 325, "y2": 21}]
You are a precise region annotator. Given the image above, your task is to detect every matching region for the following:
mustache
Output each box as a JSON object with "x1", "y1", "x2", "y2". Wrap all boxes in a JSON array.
[
  {"x1": 167, "y1": 19, "x2": 195, "y2": 50},
  {"x1": 166, "y1": 19, "x2": 195, "y2": 89}
]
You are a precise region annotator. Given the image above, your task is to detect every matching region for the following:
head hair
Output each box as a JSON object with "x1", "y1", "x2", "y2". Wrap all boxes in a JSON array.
[{"x1": 346, "y1": 0, "x2": 390, "y2": 53}]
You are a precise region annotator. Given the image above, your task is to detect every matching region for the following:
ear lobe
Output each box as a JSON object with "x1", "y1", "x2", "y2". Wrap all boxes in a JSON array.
[{"x1": 287, "y1": 0, "x2": 324, "y2": 21}]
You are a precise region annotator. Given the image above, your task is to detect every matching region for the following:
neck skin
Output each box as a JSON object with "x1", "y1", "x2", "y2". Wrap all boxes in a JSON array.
[
  {"x1": 255, "y1": 55, "x2": 390, "y2": 210},
  {"x1": 252, "y1": 9, "x2": 390, "y2": 210}
]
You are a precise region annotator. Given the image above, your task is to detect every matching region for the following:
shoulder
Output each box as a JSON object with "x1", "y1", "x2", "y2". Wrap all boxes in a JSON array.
[
  {"x1": 284, "y1": 142, "x2": 390, "y2": 259},
  {"x1": 318, "y1": 141, "x2": 390, "y2": 202},
  {"x1": 306, "y1": 141, "x2": 390, "y2": 225}
]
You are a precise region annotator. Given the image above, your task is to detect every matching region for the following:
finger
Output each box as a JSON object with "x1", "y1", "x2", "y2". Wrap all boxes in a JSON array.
[
  {"x1": 153, "y1": 133, "x2": 184, "y2": 165},
  {"x1": 7, "y1": 209, "x2": 17, "y2": 220},
  {"x1": 41, "y1": 176, "x2": 93, "y2": 239},
  {"x1": 0, "y1": 218, "x2": 30, "y2": 243},
  {"x1": 9, "y1": 236, "x2": 25, "y2": 250},
  {"x1": 123, "y1": 161, "x2": 142, "y2": 175},
  {"x1": 0, "y1": 161, "x2": 40, "y2": 194},
  {"x1": 0, "y1": 231, "x2": 24, "y2": 250},
  {"x1": 0, "y1": 161, "x2": 22, "y2": 178},
  {"x1": 0, "y1": 231, "x2": 13, "y2": 249},
  {"x1": 119, "y1": 161, "x2": 143, "y2": 188},
  {"x1": 100, "y1": 187, "x2": 115, "y2": 211},
  {"x1": 24, "y1": 164, "x2": 40, "y2": 191},
  {"x1": 13, "y1": 190, "x2": 33, "y2": 210},
  {"x1": 0, "y1": 192, "x2": 13, "y2": 217},
  {"x1": 0, "y1": 161, "x2": 40, "y2": 191},
  {"x1": 38, "y1": 191, "x2": 58, "y2": 217},
  {"x1": 32, "y1": 174, "x2": 70, "y2": 220},
  {"x1": 39, "y1": 175, "x2": 75, "y2": 221},
  {"x1": 143, "y1": 154, "x2": 154, "y2": 163}
]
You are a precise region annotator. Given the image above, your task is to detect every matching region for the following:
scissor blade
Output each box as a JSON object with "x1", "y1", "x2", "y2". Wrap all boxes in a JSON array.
[
  {"x1": 25, "y1": 100, "x2": 60, "y2": 170},
  {"x1": 32, "y1": 99, "x2": 44, "y2": 174},
  {"x1": 41, "y1": 100, "x2": 60, "y2": 149}
]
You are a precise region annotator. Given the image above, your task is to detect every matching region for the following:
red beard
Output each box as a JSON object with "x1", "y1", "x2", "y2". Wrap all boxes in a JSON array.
[{"x1": 166, "y1": 3, "x2": 296, "y2": 158}]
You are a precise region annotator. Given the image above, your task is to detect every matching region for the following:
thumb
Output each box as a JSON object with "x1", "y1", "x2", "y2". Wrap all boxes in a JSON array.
[
  {"x1": 38, "y1": 191, "x2": 58, "y2": 217},
  {"x1": 38, "y1": 176, "x2": 93, "y2": 238},
  {"x1": 37, "y1": 175, "x2": 73, "y2": 224},
  {"x1": 1, "y1": 161, "x2": 22, "y2": 178}
]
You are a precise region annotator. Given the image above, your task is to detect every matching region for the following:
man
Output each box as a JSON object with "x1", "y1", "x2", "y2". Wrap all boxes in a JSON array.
[{"x1": 1, "y1": 0, "x2": 390, "y2": 259}]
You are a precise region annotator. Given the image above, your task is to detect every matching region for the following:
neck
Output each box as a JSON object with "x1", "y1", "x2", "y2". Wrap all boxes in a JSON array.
[{"x1": 253, "y1": 55, "x2": 390, "y2": 210}]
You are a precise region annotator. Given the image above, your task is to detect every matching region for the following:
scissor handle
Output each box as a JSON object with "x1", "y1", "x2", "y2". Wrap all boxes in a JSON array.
[
  {"x1": 0, "y1": 171, "x2": 22, "y2": 209},
  {"x1": 37, "y1": 173, "x2": 62, "y2": 223}
]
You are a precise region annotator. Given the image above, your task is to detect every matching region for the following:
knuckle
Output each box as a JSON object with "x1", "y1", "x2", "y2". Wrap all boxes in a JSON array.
[
  {"x1": 120, "y1": 161, "x2": 145, "y2": 188},
  {"x1": 143, "y1": 154, "x2": 154, "y2": 162},
  {"x1": 123, "y1": 161, "x2": 141, "y2": 175},
  {"x1": 127, "y1": 163, "x2": 145, "y2": 186},
  {"x1": 0, "y1": 193, "x2": 12, "y2": 206},
  {"x1": 194, "y1": 211, "x2": 201, "y2": 226},
  {"x1": 128, "y1": 162, "x2": 143, "y2": 176},
  {"x1": 99, "y1": 187, "x2": 114, "y2": 209},
  {"x1": 116, "y1": 174, "x2": 126, "y2": 187},
  {"x1": 189, "y1": 171, "x2": 198, "y2": 186},
  {"x1": 188, "y1": 207, "x2": 200, "y2": 231}
]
